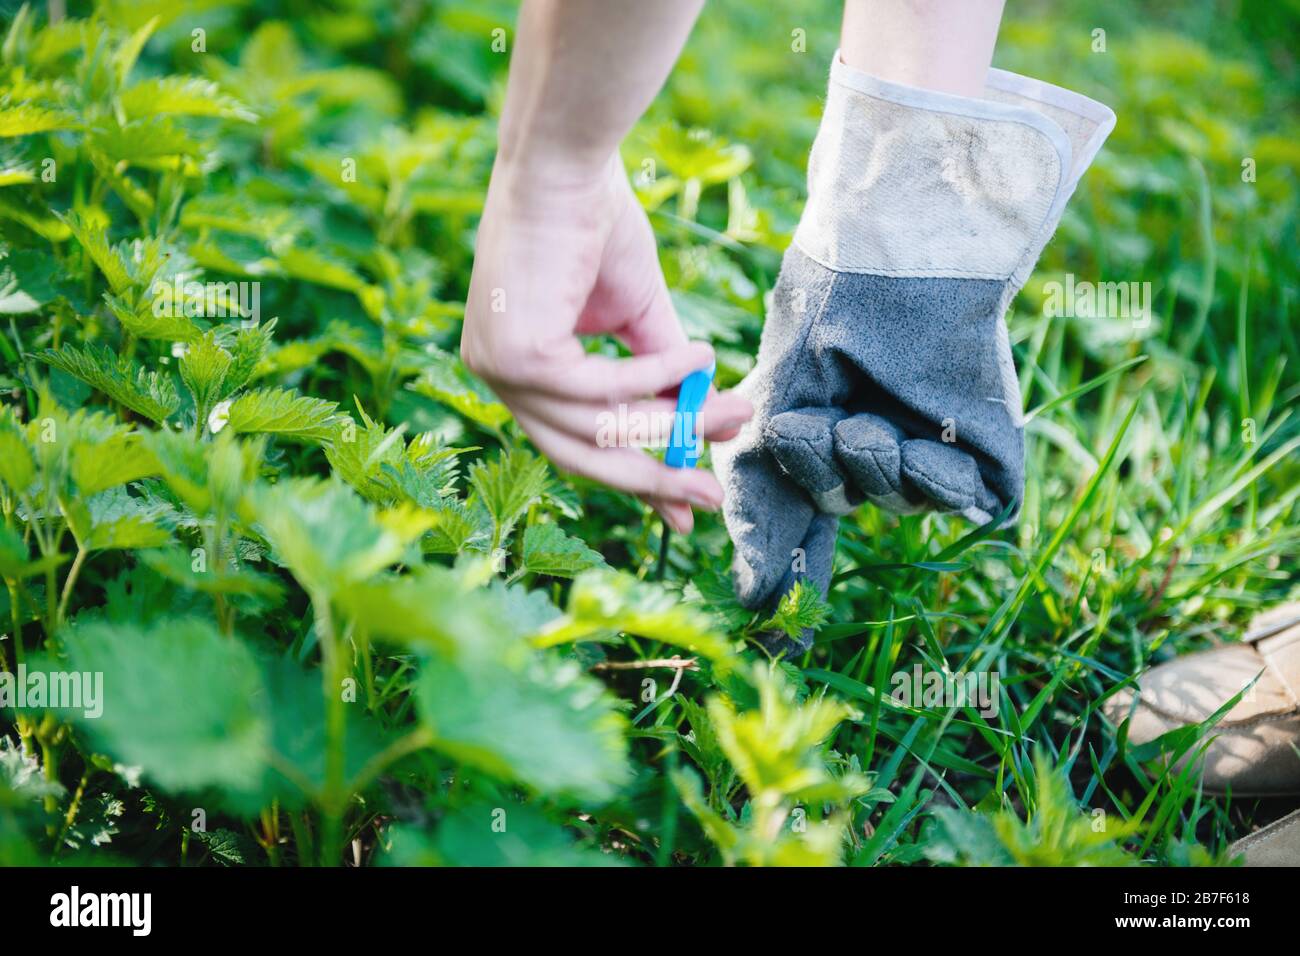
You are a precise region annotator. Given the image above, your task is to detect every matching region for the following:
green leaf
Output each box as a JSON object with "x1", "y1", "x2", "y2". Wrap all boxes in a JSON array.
[
  {"x1": 251, "y1": 479, "x2": 432, "y2": 594},
  {"x1": 683, "y1": 561, "x2": 753, "y2": 632},
  {"x1": 61, "y1": 211, "x2": 133, "y2": 295},
  {"x1": 0, "y1": 420, "x2": 35, "y2": 494},
  {"x1": 38, "y1": 344, "x2": 180, "y2": 424},
  {"x1": 383, "y1": 803, "x2": 623, "y2": 867},
  {"x1": 120, "y1": 76, "x2": 256, "y2": 122},
  {"x1": 221, "y1": 319, "x2": 276, "y2": 398},
  {"x1": 408, "y1": 347, "x2": 511, "y2": 431},
  {"x1": 706, "y1": 663, "x2": 867, "y2": 804},
  {"x1": 421, "y1": 495, "x2": 491, "y2": 554},
  {"x1": 335, "y1": 564, "x2": 504, "y2": 655},
  {"x1": 138, "y1": 547, "x2": 284, "y2": 601},
  {"x1": 416, "y1": 648, "x2": 630, "y2": 802},
  {"x1": 219, "y1": 387, "x2": 338, "y2": 440},
  {"x1": 0, "y1": 104, "x2": 73, "y2": 138},
  {"x1": 274, "y1": 245, "x2": 367, "y2": 292},
  {"x1": 193, "y1": 828, "x2": 258, "y2": 866},
  {"x1": 112, "y1": 15, "x2": 159, "y2": 85},
  {"x1": 65, "y1": 487, "x2": 171, "y2": 551},
  {"x1": 923, "y1": 751, "x2": 1138, "y2": 866},
  {"x1": 468, "y1": 446, "x2": 549, "y2": 547},
  {"x1": 535, "y1": 568, "x2": 737, "y2": 663},
  {"x1": 61, "y1": 617, "x2": 269, "y2": 797},
  {"x1": 71, "y1": 431, "x2": 160, "y2": 495},
  {"x1": 141, "y1": 428, "x2": 214, "y2": 514},
  {"x1": 757, "y1": 580, "x2": 832, "y2": 640},
  {"x1": 178, "y1": 331, "x2": 232, "y2": 421},
  {"x1": 521, "y1": 522, "x2": 606, "y2": 578},
  {"x1": 104, "y1": 290, "x2": 202, "y2": 342},
  {"x1": 324, "y1": 406, "x2": 409, "y2": 503}
]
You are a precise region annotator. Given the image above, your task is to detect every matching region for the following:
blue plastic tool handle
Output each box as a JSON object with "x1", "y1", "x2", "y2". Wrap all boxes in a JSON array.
[{"x1": 664, "y1": 361, "x2": 715, "y2": 469}]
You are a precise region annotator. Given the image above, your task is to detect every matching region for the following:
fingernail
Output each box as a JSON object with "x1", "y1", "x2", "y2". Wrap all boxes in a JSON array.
[
  {"x1": 688, "y1": 341, "x2": 715, "y2": 365},
  {"x1": 687, "y1": 490, "x2": 722, "y2": 510}
]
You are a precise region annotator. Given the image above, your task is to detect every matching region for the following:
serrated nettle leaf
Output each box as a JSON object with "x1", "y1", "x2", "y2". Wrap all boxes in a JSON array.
[
  {"x1": 758, "y1": 579, "x2": 832, "y2": 640},
  {"x1": 61, "y1": 617, "x2": 269, "y2": 799},
  {"x1": 251, "y1": 478, "x2": 429, "y2": 594},
  {"x1": 180, "y1": 195, "x2": 297, "y2": 243},
  {"x1": 0, "y1": 423, "x2": 36, "y2": 494},
  {"x1": 60, "y1": 211, "x2": 134, "y2": 295},
  {"x1": 135, "y1": 428, "x2": 259, "y2": 523},
  {"x1": 467, "y1": 446, "x2": 549, "y2": 547},
  {"x1": 535, "y1": 568, "x2": 736, "y2": 662},
  {"x1": 71, "y1": 431, "x2": 160, "y2": 496},
  {"x1": 38, "y1": 344, "x2": 180, "y2": 425},
  {"x1": 705, "y1": 664, "x2": 867, "y2": 806},
  {"x1": 379, "y1": 458, "x2": 459, "y2": 509},
  {"x1": 540, "y1": 478, "x2": 584, "y2": 520},
  {"x1": 684, "y1": 562, "x2": 754, "y2": 632},
  {"x1": 104, "y1": 290, "x2": 202, "y2": 342},
  {"x1": 408, "y1": 348, "x2": 511, "y2": 431},
  {"x1": 138, "y1": 547, "x2": 284, "y2": 601},
  {"x1": 670, "y1": 666, "x2": 871, "y2": 867},
  {"x1": 64, "y1": 486, "x2": 172, "y2": 552},
  {"x1": 192, "y1": 827, "x2": 258, "y2": 866},
  {"x1": 273, "y1": 244, "x2": 368, "y2": 292},
  {"x1": 220, "y1": 319, "x2": 277, "y2": 398},
  {"x1": 416, "y1": 647, "x2": 630, "y2": 803},
  {"x1": 923, "y1": 752, "x2": 1137, "y2": 866},
  {"x1": 671, "y1": 766, "x2": 742, "y2": 853},
  {"x1": 676, "y1": 696, "x2": 732, "y2": 788},
  {"x1": 179, "y1": 331, "x2": 233, "y2": 421},
  {"x1": 86, "y1": 117, "x2": 203, "y2": 165},
  {"x1": 222, "y1": 387, "x2": 338, "y2": 441},
  {"x1": 335, "y1": 564, "x2": 514, "y2": 656},
  {"x1": 420, "y1": 495, "x2": 491, "y2": 555},
  {"x1": 521, "y1": 522, "x2": 606, "y2": 578},
  {"x1": 338, "y1": 427, "x2": 471, "y2": 510},
  {"x1": 0, "y1": 103, "x2": 74, "y2": 137},
  {"x1": 141, "y1": 428, "x2": 214, "y2": 514},
  {"x1": 324, "y1": 407, "x2": 409, "y2": 503},
  {"x1": 119, "y1": 76, "x2": 256, "y2": 123},
  {"x1": 112, "y1": 15, "x2": 159, "y2": 86}
]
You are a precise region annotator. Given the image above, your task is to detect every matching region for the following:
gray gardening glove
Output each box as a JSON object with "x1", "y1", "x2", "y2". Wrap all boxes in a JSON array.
[{"x1": 714, "y1": 55, "x2": 1115, "y2": 655}]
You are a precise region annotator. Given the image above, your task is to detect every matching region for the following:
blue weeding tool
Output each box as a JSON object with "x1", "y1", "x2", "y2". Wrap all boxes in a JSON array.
[{"x1": 656, "y1": 361, "x2": 715, "y2": 579}]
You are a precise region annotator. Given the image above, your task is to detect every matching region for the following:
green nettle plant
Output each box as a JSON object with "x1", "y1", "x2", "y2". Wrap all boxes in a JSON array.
[{"x1": 0, "y1": 2, "x2": 1297, "y2": 867}]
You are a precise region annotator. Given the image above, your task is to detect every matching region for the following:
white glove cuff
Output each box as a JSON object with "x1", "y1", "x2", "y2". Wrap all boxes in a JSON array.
[{"x1": 792, "y1": 53, "x2": 1116, "y2": 282}]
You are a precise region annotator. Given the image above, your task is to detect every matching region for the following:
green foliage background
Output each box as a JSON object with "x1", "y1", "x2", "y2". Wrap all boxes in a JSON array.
[{"x1": 0, "y1": 0, "x2": 1296, "y2": 866}]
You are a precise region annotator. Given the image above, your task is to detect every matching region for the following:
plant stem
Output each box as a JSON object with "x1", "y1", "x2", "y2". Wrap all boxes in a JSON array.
[
  {"x1": 5, "y1": 579, "x2": 22, "y2": 669},
  {"x1": 286, "y1": 811, "x2": 313, "y2": 867},
  {"x1": 56, "y1": 546, "x2": 86, "y2": 624},
  {"x1": 313, "y1": 590, "x2": 346, "y2": 866},
  {"x1": 39, "y1": 733, "x2": 60, "y2": 825},
  {"x1": 346, "y1": 726, "x2": 434, "y2": 795},
  {"x1": 54, "y1": 771, "x2": 89, "y2": 855}
]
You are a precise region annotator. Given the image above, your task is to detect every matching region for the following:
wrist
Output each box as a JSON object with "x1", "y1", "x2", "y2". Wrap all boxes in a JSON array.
[{"x1": 488, "y1": 147, "x2": 622, "y2": 215}]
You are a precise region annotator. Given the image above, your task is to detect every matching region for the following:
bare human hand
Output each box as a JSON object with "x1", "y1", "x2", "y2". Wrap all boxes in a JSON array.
[{"x1": 462, "y1": 154, "x2": 752, "y2": 533}]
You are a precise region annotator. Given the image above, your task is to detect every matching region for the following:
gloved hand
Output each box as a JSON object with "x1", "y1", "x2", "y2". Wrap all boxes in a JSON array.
[{"x1": 714, "y1": 55, "x2": 1115, "y2": 655}]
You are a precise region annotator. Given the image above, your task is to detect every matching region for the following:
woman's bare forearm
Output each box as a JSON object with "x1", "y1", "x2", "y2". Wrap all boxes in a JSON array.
[
  {"x1": 497, "y1": 0, "x2": 705, "y2": 180},
  {"x1": 841, "y1": 0, "x2": 1005, "y2": 97}
]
